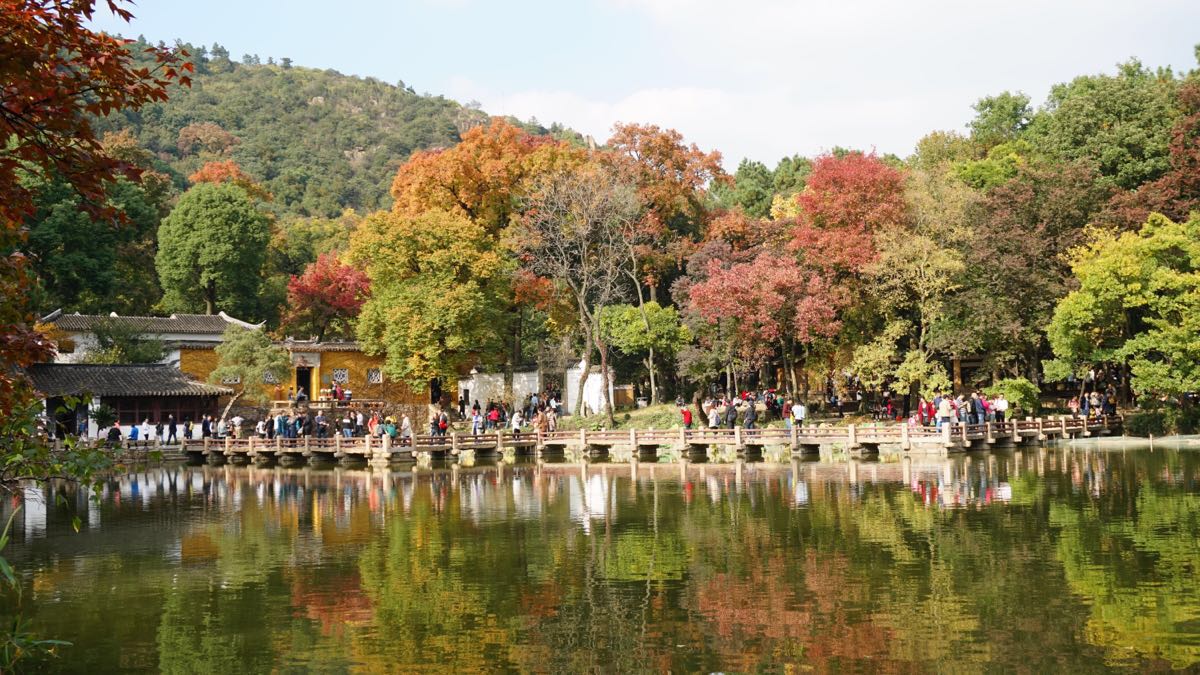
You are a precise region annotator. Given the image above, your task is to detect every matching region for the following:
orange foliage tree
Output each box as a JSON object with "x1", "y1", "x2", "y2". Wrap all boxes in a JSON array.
[{"x1": 189, "y1": 159, "x2": 272, "y2": 202}]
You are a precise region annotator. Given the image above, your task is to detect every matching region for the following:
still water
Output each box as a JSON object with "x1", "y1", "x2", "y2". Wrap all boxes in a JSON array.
[{"x1": 3, "y1": 448, "x2": 1199, "y2": 672}]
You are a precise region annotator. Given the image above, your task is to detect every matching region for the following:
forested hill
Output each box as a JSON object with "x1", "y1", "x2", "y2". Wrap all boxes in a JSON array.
[{"x1": 96, "y1": 39, "x2": 574, "y2": 217}]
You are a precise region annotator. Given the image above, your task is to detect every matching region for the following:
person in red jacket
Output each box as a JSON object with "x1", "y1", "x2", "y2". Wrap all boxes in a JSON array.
[{"x1": 680, "y1": 406, "x2": 693, "y2": 430}]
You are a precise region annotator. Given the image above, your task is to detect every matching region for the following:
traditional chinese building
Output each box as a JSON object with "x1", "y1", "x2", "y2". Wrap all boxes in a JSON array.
[{"x1": 34, "y1": 311, "x2": 427, "y2": 436}]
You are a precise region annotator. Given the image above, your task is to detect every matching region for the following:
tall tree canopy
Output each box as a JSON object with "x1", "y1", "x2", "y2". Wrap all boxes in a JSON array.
[
  {"x1": 280, "y1": 253, "x2": 370, "y2": 342},
  {"x1": 156, "y1": 182, "x2": 271, "y2": 316},
  {"x1": 349, "y1": 209, "x2": 510, "y2": 389}
]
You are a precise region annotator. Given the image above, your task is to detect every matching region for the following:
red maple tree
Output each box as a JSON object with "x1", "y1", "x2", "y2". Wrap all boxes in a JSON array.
[
  {"x1": 787, "y1": 152, "x2": 908, "y2": 273},
  {"x1": 1, "y1": 0, "x2": 188, "y2": 422},
  {"x1": 281, "y1": 253, "x2": 370, "y2": 342}
]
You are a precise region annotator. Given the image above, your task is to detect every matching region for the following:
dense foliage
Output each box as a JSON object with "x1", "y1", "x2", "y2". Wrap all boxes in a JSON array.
[{"x1": 15, "y1": 25, "x2": 1200, "y2": 417}]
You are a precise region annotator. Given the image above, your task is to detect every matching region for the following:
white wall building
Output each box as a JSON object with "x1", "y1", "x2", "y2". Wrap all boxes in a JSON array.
[{"x1": 40, "y1": 309, "x2": 261, "y2": 365}]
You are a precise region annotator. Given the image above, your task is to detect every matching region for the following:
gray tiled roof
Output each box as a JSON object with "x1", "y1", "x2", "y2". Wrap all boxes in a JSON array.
[
  {"x1": 41, "y1": 310, "x2": 258, "y2": 335},
  {"x1": 278, "y1": 340, "x2": 363, "y2": 352},
  {"x1": 26, "y1": 364, "x2": 233, "y2": 398}
]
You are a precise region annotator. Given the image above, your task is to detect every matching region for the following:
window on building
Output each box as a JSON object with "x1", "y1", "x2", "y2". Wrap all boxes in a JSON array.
[
  {"x1": 221, "y1": 374, "x2": 241, "y2": 385},
  {"x1": 367, "y1": 368, "x2": 382, "y2": 384},
  {"x1": 332, "y1": 368, "x2": 349, "y2": 384}
]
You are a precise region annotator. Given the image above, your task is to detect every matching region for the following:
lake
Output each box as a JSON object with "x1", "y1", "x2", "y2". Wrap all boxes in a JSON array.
[{"x1": 3, "y1": 447, "x2": 1199, "y2": 672}]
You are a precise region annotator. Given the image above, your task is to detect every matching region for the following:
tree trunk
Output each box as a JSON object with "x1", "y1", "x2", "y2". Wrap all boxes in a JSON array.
[
  {"x1": 205, "y1": 281, "x2": 216, "y2": 315},
  {"x1": 574, "y1": 347, "x2": 591, "y2": 417},
  {"x1": 219, "y1": 390, "x2": 244, "y2": 423},
  {"x1": 647, "y1": 346, "x2": 657, "y2": 404},
  {"x1": 597, "y1": 336, "x2": 616, "y2": 427}
]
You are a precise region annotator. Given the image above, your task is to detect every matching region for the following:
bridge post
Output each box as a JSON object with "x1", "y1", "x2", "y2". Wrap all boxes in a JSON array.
[
  {"x1": 579, "y1": 429, "x2": 587, "y2": 448},
  {"x1": 451, "y1": 431, "x2": 459, "y2": 456},
  {"x1": 496, "y1": 430, "x2": 505, "y2": 453},
  {"x1": 941, "y1": 422, "x2": 952, "y2": 447},
  {"x1": 304, "y1": 436, "x2": 311, "y2": 457},
  {"x1": 1060, "y1": 418, "x2": 1069, "y2": 438},
  {"x1": 203, "y1": 437, "x2": 209, "y2": 454},
  {"x1": 334, "y1": 434, "x2": 341, "y2": 454},
  {"x1": 224, "y1": 436, "x2": 232, "y2": 456},
  {"x1": 1036, "y1": 418, "x2": 1045, "y2": 441},
  {"x1": 629, "y1": 428, "x2": 637, "y2": 450},
  {"x1": 734, "y1": 426, "x2": 743, "y2": 449},
  {"x1": 985, "y1": 422, "x2": 994, "y2": 445},
  {"x1": 248, "y1": 435, "x2": 255, "y2": 457},
  {"x1": 380, "y1": 432, "x2": 391, "y2": 461},
  {"x1": 901, "y1": 423, "x2": 910, "y2": 451},
  {"x1": 846, "y1": 424, "x2": 857, "y2": 449},
  {"x1": 365, "y1": 432, "x2": 372, "y2": 456},
  {"x1": 790, "y1": 423, "x2": 798, "y2": 451},
  {"x1": 678, "y1": 427, "x2": 687, "y2": 449}
]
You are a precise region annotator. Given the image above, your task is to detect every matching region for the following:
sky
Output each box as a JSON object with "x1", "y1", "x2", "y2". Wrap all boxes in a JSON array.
[{"x1": 92, "y1": 0, "x2": 1200, "y2": 169}]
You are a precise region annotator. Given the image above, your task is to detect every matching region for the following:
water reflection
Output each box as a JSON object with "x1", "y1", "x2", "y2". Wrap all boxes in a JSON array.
[{"x1": 2, "y1": 448, "x2": 1198, "y2": 672}]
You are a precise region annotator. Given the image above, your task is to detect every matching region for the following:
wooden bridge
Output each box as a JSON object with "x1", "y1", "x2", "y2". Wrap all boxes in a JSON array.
[{"x1": 170, "y1": 415, "x2": 1123, "y2": 465}]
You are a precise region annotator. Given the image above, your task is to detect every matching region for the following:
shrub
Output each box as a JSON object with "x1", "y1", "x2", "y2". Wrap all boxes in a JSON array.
[
  {"x1": 984, "y1": 377, "x2": 1040, "y2": 416},
  {"x1": 1126, "y1": 403, "x2": 1200, "y2": 436}
]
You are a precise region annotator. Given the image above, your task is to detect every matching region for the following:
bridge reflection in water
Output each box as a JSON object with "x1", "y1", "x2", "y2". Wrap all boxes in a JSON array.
[{"x1": 4, "y1": 445, "x2": 1199, "y2": 673}]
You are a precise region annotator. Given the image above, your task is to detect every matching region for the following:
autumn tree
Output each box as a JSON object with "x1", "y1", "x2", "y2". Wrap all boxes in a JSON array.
[
  {"x1": 388, "y1": 118, "x2": 585, "y2": 395},
  {"x1": 349, "y1": 209, "x2": 510, "y2": 390},
  {"x1": 604, "y1": 122, "x2": 725, "y2": 300},
  {"x1": 788, "y1": 152, "x2": 908, "y2": 274},
  {"x1": 176, "y1": 121, "x2": 239, "y2": 156},
  {"x1": 189, "y1": 159, "x2": 273, "y2": 202},
  {"x1": 687, "y1": 251, "x2": 841, "y2": 397},
  {"x1": 0, "y1": 0, "x2": 187, "y2": 493},
  {"x1": 516, "y1": 165, "x2": 640, "y2": 420},
  {"x1": 156, "y1": 182, "x2": 271, "y2": 316},
  {"x1": 280, "y1": 253, "x2": 370, "y2": 342}
]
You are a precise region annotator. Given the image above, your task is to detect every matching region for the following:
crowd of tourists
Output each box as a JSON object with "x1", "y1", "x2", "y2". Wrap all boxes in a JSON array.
[
  {"x1": 692, "y1": 391, "x2": 809, "y2": 430},
  {"x1": 457, "y1": 389, "x2": 564, "y2": 436}
]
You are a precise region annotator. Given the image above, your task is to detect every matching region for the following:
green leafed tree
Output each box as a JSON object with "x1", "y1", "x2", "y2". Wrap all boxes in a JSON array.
[
  {"x1": 1047, "y1": 213, "x2": 1200, "y2": 403},
  {"x1": 82, "y1": 318, "x2": 165, "y2": 364},
  {"x1": 349, "y1": 209, "x2": 511, "y2": 391},
  {"x1": 712, "y1": 159, "x2": 774, "y2": 218},
  {"x1": 209, "y1": 326, "x2": 290, "y2": 420},
  {"x1": 156, "y1": 182, "x2": 271, "y2": 317},
  {"x1": 600, "y1": 302, "x2": 690, "y2": 404},
  {"x1": 1027, "y1": 60, "x2": 1181, "y2": 190},
  {"x1": 968, "y1": 91, "x2": 1032, "y2": 150}
]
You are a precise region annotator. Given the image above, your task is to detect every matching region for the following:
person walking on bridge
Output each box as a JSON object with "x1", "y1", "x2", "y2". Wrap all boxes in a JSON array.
[
  {"x1": 743, "y1": 402, "x2": 757, "y2": 430},
  {"x1": 937, "y1": 396, "x2": 953, "y2": 429}
]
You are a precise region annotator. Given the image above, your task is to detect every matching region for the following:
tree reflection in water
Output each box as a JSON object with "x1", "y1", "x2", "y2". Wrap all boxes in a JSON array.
[{"x1": 0, "y1": 449, "x2": 1197, "y2": 672}]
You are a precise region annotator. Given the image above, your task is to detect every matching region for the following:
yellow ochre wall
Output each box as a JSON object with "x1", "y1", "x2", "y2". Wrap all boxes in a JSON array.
[
  {"x1": 179, "y1": 346, "x2": 424, "y2": 407},
  {"x1": 179, "y1": 348, "x2": 221, "y2": 384},
  {"x1": 315, "y1": 351, "x2": 424, "y2": 406}
]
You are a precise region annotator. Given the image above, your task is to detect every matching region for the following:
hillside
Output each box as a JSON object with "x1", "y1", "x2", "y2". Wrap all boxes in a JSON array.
[{"x1": 96, "y1": 40, "x2": 574, "y2": 218}]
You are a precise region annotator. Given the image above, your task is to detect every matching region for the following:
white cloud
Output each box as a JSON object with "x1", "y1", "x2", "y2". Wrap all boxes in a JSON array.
[
  {"x1": 451, "y1": 0, "x2": 1199, "y2": 168},
  {"x1": 447, "y1": 77, "x2": 969, "y2": 168}
]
